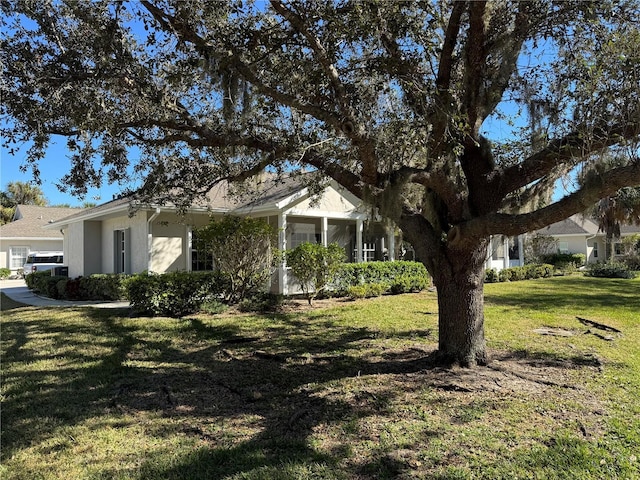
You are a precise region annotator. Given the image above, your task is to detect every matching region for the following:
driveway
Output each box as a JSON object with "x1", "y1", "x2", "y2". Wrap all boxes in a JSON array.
[{"x1": 0, "y1": 278, "x2": 130, "y2": 309}]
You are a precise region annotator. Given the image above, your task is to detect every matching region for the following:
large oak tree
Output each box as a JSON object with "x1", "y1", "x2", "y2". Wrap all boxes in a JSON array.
[{"x1": 2, "y1": 0, "x2": 639, "y2": 366}]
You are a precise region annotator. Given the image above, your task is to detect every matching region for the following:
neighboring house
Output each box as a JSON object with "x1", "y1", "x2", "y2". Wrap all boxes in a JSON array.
[
  {"x1": 0, "y1": 205, "x2": 83, "y2": 276},
  {"x1": 533, "y1": 214, "x2": 640, "y2": 263},
  {"x1": 44, "y1": 175, "x2": 401, "y2": 294}
]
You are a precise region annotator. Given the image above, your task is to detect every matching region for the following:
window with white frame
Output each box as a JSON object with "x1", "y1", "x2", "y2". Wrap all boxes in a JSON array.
[
  {"x1": 10, "y1": 246, "x2": 29, "y2": 269},
  {"x1": 558, "y1": 241, "x2": 569, "y2": 254},
  {"x1": 592, "y1": 242, "x2": 598, "y2": 258},
  {"x1": 191, "y1": 231, "x2": 214, "y2": 271}
]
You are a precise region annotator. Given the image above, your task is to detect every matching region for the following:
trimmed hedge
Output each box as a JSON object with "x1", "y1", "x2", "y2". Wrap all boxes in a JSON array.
[
  {"x1": 541, "y1": 253, "x2": 586, "y2": 268},
  {"x1": 332, "y1": 261, "x2": 429, "y2": 295},
  {"x1": 347, "y1": 282, "x2": 387, "y2": 299},
  {"x1": 484, "y1": 264, "x2": 554, "y2": 283},
  {"x1": 0, "y1": 267, "x2": 10, "y2": 279},
  {"x1": 126, "y1": 271, "x2": 230, "y2": 317},
  {"x1": 586, "y1": 262, "x2": 637, "y2": 279},
  {"x1": 49, "y1": 274, "x2": 131, "y2": 301},
  {"x1": 25, "y1": 271, "x2": 68, "y2": 298}
]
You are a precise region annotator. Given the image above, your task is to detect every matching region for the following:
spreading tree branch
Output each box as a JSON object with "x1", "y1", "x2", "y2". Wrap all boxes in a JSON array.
[
  {"x1": 499, "y1": 119, "x2": 640, "y2": 197},
  {"x1": 456, "y1": 160, "x2": 640, "y2": 242}
]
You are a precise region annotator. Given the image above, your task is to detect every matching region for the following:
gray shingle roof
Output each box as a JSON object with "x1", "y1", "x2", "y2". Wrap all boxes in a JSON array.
[
  {"x1": 535, "y1": 215, "x2": 600, "y2": 235},
  {"x1": 0, "y1": 205, "x2": 84, "y2": 239},
  {"x1": 534, "y1": 214, "x2": 640, "y2": 236},
  {"x1": 46, "y1": 173, "x2": 317, "y2": 227}
]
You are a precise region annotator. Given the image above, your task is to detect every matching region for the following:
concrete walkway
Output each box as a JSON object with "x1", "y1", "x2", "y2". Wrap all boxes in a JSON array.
[{"x1": 0, "y1": 279, "x2": 130, "y2": 309}]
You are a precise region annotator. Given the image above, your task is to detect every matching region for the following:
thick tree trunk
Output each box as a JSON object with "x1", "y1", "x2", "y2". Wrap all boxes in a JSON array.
[{"x1": 431, "y1": 241, "x2": 489, "y2": 367}]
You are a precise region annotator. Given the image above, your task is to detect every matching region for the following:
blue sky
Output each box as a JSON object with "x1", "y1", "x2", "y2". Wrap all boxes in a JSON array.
[{"x1": 1, "y1": 139, "x2": 134, "y2": 207}]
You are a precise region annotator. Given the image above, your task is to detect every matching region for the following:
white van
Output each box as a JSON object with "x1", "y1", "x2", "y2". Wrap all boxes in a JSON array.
[{"x1": 23, "y1": 252, "x2": 64, "y2": 275}]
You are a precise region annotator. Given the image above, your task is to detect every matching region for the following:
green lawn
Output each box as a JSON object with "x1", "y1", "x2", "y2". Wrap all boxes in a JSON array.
[{"x1": 1, "y1": 276, "x2": 639, "y2": 479}]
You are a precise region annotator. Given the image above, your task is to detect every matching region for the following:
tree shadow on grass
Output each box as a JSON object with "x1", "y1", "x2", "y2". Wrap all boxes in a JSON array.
[
  {"x1": 2, "y1": 304, "x2": 621, "y2": 479},
  {"x1": 0, "y1": 306, "x2": 436, "y2": 478}
]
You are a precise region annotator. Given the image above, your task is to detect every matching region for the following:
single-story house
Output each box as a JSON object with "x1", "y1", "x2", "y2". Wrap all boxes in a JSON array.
[
  {"x1": 44, "y1": 175, "x2": 403, "y2": 294},
  {"x1": 534, "y1": 214, "x2": 640, "y2": 263},
  {"x1": 0, "y1": 204, "x2": 83, "y2": 276}
]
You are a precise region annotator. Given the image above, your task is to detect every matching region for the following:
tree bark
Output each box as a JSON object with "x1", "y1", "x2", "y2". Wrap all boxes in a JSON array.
[{"x1": 431, "y1": 240, "x2": 489, "y2": 367}]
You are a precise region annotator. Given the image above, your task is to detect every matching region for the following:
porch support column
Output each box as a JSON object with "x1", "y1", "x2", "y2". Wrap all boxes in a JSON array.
[
  {"x1": 147, "y1": 207, "x2": 161, "y2": 272},
  {"x1": 321, "y1": 216, "x2": 328, "y2": 247},
  {"x1": 503, "y1": 236, "x2": 510, "y2": 270},
  {"x1": 485, "y1": 236, "x2": 493, "y2": 270},
  {"x1": 388, "y1": 227, "x2": 396, "y2": 261},
  {"x1": 356, "y1": 218, "x2": 363, "y2": 262},
  {"x1": 186, "y1": 226, "x2": 193, "y2": 271},
  {"x1": 518, "y1": 235, "x2": 524, "y2": 266},
  {"x1": 278, "y1": 213, "x2": 288, "y2": 295}
]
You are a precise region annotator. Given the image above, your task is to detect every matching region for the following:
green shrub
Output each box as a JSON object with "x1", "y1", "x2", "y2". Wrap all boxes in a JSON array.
[
  {"x1": 542, "y1": 253, "x2": 586, "y2": 268},
  {"x1": 79, "y1": 274, "x2": 131, "y2": 300},
  {"x1": 498, "y1": 269, "x2": 511, "y2": 282},
  {"x1": 25, "y1": 271, "x2": 65, "y2": 296},
  {"x1": 195, "y1": 216, "x2": 277, "y2": 303},
  {"x1": 389, "y1": 274, "x2": 429, "y2": 294},
  {"x1": 61, "y1": 277, "x2": 82, "y2": 300},
  {"x1": 504, "y1": 266, "x2": 526, "y2": 281},
  {"x1": 484, "y1": 268, "x2": 499, "y2": 283},
  {"x1": 347, "y1": 282, "x2": 387, "y2": 299},
  {"x1": 24, "y1": 270, "x2": 50, "y2": 290},
  {"x1": 526, "y1": 264, "x2": 554, "y2": 279},
  {"x1": 237, "y1": 292, "x2": 284, "y2": 312},
  {"x1": 0, "y1": 267, "x2": 11, "y2": 279},
  {"x1": 622, "y1": 255, "x2": 640, "y2": 271},
  {"x1": 333, "y1": 261, "x2": 429, "y2": 295},
  {"x1": 490, "y1": 264, "x2": 554, "y2": 283},
  {"x1": 41, "y1": 276, "x2": 68, "y2": 299},
  {"x1": 200, "y1": 299, "x2": 228, "y2": 315},
  {"x1": 347, "y1": 285, "x2": 368, "y2": 299},
  {"x1": 586, "y1": 262, "x2": 637, "y2": 279},
  {"x1": 286, "y1": 242, "x2": 346, "y2": 304},
  {"x1": 366, "y1": 282, "x2": 387, "y2": 297},
  {"x1": 127, "y1": 271, "x2": 228, "y2": 317},
  {"x1": 556, "y1": 261, "x2": 577, "y2": 275}
]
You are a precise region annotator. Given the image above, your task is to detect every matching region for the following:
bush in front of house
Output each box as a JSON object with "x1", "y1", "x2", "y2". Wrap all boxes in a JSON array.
[
  {"x1": 347, "y1": 282, "x2": 387, "y2": 299},
  {"x1": 0, "y1": 267, "x2": 11, "y2": 279},
  {"x1": 332, "y1": 261, "x2": 430, "y2": 295},
  {"x1": 541, "y1": 253, "x2": 586, "y2": 269},
  {"x1": 484, "y1": 264, "x2": 553, "y2": 283},
  {"x1": 194, "y1": 216, "x2": 278, "y2": 303},
  {"x1": 50, "y1": 274, "x2": 131, "y2": 301},
  {"x1": 25, "y1": 271, "x2": 67, "y2": 298},
  {"x1": 286, "y1": 242, "x2": 346, "y2": 304},
  {"x1": 585, "y1": 261, "x2": 637, "y2": 279},
  {"x1": 126, "y1": 271, "x2": 229, "y2": 317},
  {"x1": 484, "y1": 268, "x2": 499, "y2": 283},
  {"x1": 622, "y1": 255, "x2": 640, "y2": 271},
  {"x1": 79, "y1": 274, "x2": 131, "y2": 300},
  {"x1": 237, "y1": 292, "x2": 285, "y2": 312}
]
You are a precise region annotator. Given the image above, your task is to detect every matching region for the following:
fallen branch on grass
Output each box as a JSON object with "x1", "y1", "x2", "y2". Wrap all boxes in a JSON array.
[{"x1": 576, "y1": 317, "x2": 621, "y2": 333}]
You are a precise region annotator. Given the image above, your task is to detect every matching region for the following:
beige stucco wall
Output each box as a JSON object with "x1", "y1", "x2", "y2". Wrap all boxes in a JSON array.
[
  {"x1": 556, "y1": 235, "x2": 588, "y2": 257},
  {"x1": 101, "y1": 213, "x2": 149, "y2": 274},
  {"x1": 66, "y1": 222, "x2": 86, "y2": 278},
  {"x1": 150, "y1": 217, "x2": 188, "y2": 272},
  {"x1": 586, "y1": 237, "x2": 604, "y2": 263},
  {"x1": 293, "y1": 185, "x2": 360, "y2": 214}
]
